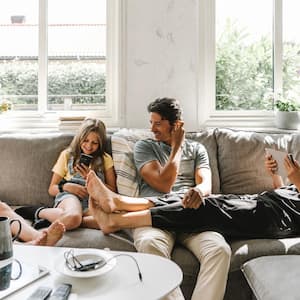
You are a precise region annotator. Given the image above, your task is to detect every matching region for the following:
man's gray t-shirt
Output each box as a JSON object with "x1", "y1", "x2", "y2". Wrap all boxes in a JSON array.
[{"x1": 133, "y1": 138, "x2": 210, "y2": 197}]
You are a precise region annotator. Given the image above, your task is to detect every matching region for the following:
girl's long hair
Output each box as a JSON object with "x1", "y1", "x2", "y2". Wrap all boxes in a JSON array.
[{"x1": 68, "y1": 118, "x2": 107, "y2": 172}]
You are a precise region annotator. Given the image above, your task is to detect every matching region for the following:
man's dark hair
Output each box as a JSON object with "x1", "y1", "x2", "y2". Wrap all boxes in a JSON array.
[{"x1": 147, "y1": 98, "x2": 182, "y2": 125}]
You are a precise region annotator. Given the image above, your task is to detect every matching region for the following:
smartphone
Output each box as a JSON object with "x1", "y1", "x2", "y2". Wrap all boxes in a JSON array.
[
  {"x1": 75, "y1": 258, "x2": 106, "y2": 271},
  {"x1": 79, "y1": 153, "x2": 93, "y2": 166},
  {"x1": 288, "y1": 153, "x2": 295, "y2": 165}
]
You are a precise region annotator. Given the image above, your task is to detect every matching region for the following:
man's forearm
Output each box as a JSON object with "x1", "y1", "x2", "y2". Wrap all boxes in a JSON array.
[
  {"x1": 149, "y1": 147, "x2": 183, "y2": 193},
  {"x1": 159, "y1": 147, "x2": 182, "y2": 184},
  {"x1": 195, "y1": 183, "x2": 211, "y2": 197}
]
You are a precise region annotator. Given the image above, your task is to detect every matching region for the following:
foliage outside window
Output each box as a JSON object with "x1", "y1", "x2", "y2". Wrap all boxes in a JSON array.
[
  {"x1": 215, "y1": 0, "x2": 300, "y2": 112},
  {"x1": 0, "y1": 0, "x2": 117, "y2": 119},
  {"x1": 0, "y1": 61, "x2": 105, "y2": 110},
  {"x1": 216, "y1": 20, "x2": 273, "y2": 111}
]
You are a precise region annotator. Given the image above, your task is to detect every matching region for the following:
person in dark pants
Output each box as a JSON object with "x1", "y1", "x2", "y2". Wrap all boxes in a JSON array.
[{"x1": 86, "y1": 149, "x2": 300, "y2": 241}]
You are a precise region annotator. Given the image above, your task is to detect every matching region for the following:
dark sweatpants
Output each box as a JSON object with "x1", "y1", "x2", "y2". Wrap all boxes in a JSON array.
[{"x1": 150, "y1": 193, "x2": 299, "y2": 239}]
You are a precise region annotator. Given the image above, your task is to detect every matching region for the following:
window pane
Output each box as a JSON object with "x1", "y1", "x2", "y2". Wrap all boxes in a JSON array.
[
  {"x1": 283, "y1": 0, "x2": 300, "y2": 102},
  {"x1": 48, "y1": 0, "x2": 106, "y2": 111},
  {"x1": 0, "y1": 0, "x2": 38, "y2": 111},
  {"x1": 216, "y1": 0, "x2": 273, "y2": 110}
]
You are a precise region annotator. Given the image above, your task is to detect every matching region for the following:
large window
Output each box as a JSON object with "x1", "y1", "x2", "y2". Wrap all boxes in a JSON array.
[
  {"x1": 47, "y1": 0, "x2": 107, "y2": 112},
  {"x1": 199, "y1": 0, "x2": 300, "y2": 127},
  {"x1": 282, "y1": 0, "x2": 300, "y2": 100},
  {"x1": 0, "y1": 0, "x2": 122, "y2": 128},
  {"x1": 216, "y1": 0, "x2": 273, "y2": 111}
]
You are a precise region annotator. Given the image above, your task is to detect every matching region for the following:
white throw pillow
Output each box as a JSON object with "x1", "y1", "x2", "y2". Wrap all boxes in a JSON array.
[{"x1": 111, "y1": 129, "x2": 153, "y2": 196}]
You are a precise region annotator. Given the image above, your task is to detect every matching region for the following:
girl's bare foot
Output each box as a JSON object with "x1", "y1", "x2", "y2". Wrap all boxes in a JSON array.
[
  {"x1": 28, "y1": 221, "x2": 65, "y2": 246},
  {"x1": 28, "y1": 231, "x2": 48, "y2": 245},
  {"x1": 89, "y1": 197, "x2": 120, "y2": 234},
  {"x1": 44, "y1": 221, "x2": 65, "y2": 245},
  {"x1": 86, "y1": 170, "x2": 120, "y2": 213}
]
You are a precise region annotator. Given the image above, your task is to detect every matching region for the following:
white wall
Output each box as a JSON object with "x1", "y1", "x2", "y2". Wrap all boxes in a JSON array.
[{"x1": 124, "y1": 0, "x2": 199, "y2": 130}]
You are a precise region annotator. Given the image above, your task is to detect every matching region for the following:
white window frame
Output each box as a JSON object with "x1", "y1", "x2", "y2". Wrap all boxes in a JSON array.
[
  {"x1": 198, "y1": 0, "x2": 282, "y2": 130},
  {"x1": 0, "y1": 0, "x2": 124, "y2": 131}
]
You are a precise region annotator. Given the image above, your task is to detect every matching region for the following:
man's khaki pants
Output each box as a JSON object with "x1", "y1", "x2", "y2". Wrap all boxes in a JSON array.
[{"x1": 132, "y1": 228, "x2": 231, "y2": 300}]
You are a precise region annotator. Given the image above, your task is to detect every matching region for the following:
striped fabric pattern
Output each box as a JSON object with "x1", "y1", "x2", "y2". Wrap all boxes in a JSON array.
[{"x1": 111, "y1": 129, "x2": 153, "y2": 196}]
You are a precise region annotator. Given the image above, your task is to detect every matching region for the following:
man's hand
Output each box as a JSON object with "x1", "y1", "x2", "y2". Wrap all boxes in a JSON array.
[
  {"x1": 170, "y1": 120, "x2": 185, "y2": 151},
  {"x1": 182, "y1": 187, "x2": 204, "y2": 209}
]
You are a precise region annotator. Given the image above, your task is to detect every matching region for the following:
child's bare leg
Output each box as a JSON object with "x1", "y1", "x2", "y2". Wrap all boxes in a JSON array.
[
  {"x1": 38, "y1": 207, "x2": 64, "y2": 222},
  {"x1": 86, "y1": 170, "x2": 154, "y2": 213},
  {"x1": 39, "y1": 197, "x2": 82, "y2": 230},
  {"x1": 0, "y1": 202, "x2": 65, "y2": 245},
  {"x1": 0, "y1": 201, "x2": 39, "y2": 241},
  {"x1": 28, "y1": 221, "x2": 65, "y2": 246},
  {"x1": 89, "y1": 197, "x2": 152, "y2": 234}
]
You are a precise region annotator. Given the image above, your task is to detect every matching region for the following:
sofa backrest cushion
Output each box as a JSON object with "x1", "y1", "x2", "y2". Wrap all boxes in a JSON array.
[
  {"x1": 186, "y1": 130, "x2": 220, "y2": 193},
  {"x1": 215, "y1": 128, "x2": 300, "y2": 194},
  {"x1": 0, "y1": 133, "x2": 74, "y2": 206}
]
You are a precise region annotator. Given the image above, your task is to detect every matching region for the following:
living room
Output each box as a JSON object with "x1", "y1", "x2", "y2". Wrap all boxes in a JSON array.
[{"x1": 1, "y1": 1, "x2": 300, "y2": 300}]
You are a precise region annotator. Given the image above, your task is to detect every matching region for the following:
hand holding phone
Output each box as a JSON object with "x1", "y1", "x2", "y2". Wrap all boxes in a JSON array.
[
  {"x1": 79, "y1": 153, "x2": 93, "y2": 166},
  {"x1": 265, "y1": 148, "x2": 286, "y2": 177}
]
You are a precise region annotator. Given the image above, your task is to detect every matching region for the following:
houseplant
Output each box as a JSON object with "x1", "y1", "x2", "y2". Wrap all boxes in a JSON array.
[
  {"x1": 275, "y1": 95, "x2": 300, "y2": 130},
  {"x1": 0, "y1": 99, "x2": 12, "y2": 114}
]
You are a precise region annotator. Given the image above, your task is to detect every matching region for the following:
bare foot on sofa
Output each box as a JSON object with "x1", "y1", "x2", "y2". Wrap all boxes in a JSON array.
[
  {"x1": 28, "y1": 221, "x2": 65, "y2": 246},
  {"x1": 86, "y1": 170, "x2": 121, "y2": 213},
  {"x1": 86, "y1": 170, "x2": 154, "y2": 213},
  {"x1": 88, "y1": 197, "x2": 120, "y2": 234}
]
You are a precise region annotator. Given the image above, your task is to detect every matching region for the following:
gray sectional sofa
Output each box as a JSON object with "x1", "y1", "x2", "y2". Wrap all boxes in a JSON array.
[{"x1": 1, "y1": 128, "x2": 300, "y2": 300}]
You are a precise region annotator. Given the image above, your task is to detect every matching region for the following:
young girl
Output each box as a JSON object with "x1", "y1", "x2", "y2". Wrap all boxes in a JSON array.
[{"x1": 33, "y1": 118, "x2": 116, "y2": 230}]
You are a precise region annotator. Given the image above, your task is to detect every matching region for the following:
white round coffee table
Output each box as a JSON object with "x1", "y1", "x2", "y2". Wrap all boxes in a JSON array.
[{"x1": 2, "y1": 245, "x2": 183, "y2": 300}]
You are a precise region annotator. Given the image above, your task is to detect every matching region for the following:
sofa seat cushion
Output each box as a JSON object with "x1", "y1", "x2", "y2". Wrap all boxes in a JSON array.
[
  {"x1": 242, "y1": 255, "x2": 300, "y2": 300},
  {"x1": 229, "y1": 237, "x2": 300, "y2": 272},
  {"x1": 56, "y1": 228, "x2": 136, "y2": 251}
]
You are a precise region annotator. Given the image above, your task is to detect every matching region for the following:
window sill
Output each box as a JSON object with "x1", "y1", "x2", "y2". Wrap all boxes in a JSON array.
[
  {"x1": 0, "y1": 112, "x2": 59, "y2": 133},
  {"x1": 1, "y1": 112, "x2": 298, "y2": 134},
  {"x1": 202, "y1": 114, "x2": 299, "y2": 134},
  {"x1": 0, "y1": 113, "x2": 122, "y2": 134}
]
